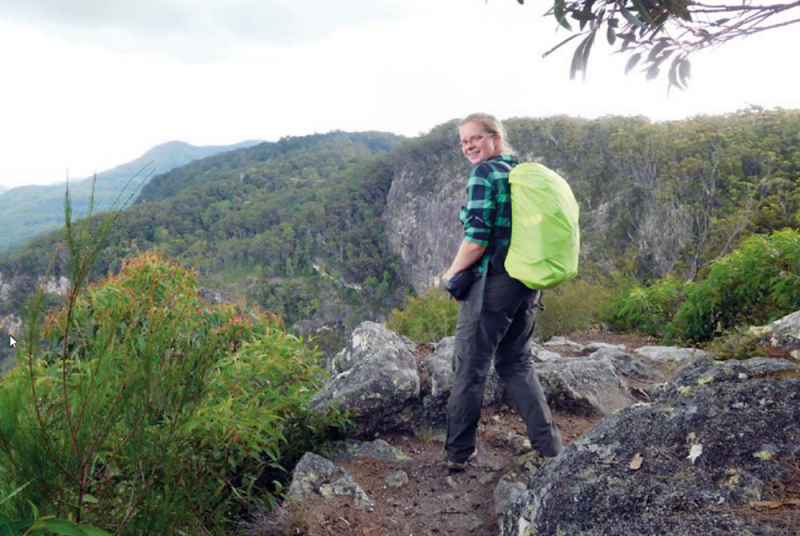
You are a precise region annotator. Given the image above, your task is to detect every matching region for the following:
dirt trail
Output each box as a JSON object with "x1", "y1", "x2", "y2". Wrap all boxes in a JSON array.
[
  {"x1": 259, "y1": 407, "x2": 599, "y2": 536},
  {"x1": 257, "y1": 332, "x2": 653, "y2": 536}
]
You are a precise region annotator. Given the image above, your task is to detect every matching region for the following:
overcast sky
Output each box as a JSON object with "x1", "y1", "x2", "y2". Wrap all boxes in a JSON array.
[{"x1": 1, "y1": 0, "x2": 798, "y2": 189}]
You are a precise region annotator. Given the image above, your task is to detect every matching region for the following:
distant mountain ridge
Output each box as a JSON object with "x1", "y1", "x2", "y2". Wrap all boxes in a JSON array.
[
  {"x1": 0, "y1": 130, "x2": 403, "y2": 366},
  {"x1": 135, "y1": 131, "x2": 399, "y2": 204},
  {"x1": 0, "y1": 140, "x2": 262, "y2": 255}
]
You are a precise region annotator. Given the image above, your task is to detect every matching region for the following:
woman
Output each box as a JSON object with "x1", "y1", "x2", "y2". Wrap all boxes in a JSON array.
[{"x1": 443, "y1": 113, "x2": 563, "y2": 472}]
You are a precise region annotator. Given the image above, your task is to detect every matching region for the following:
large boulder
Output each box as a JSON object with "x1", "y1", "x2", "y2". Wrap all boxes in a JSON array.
[
  {"x1": 769, "y1": 309, "x2": 800, "y2": 359},
  {"x1": 543, "y1": 336, "x2": 585, "y2": 353},
  {"x1": 634, "y1": 345, "x2": 709, "y2": 364},
  {"x1": 588, "y1": 347, "x2": 665, "y2": 384},
  {"x1": 327, "y1": 321, "x2": 414, "y2": 376},
  {"x1": 501, "y1": 357, "x2": 800, "y2": 536},
  {"x1": 530, "y1": 342, "x2": 564, "y2": 363},
  {"x1": 310, "y1": 322, "x2": 421, "y2": 436},
  {"x1": 423, "y1": 337, "x2": 505, "y2": 419},
  {"x1": 584, "y1": 342, "x2": 627, "y2": 353},
  {"x1": 536, "y1": 357, "x2": 637, "y2": 416},
  {"x1": 287, "y1": 453, "x2": 373, "y2": 508}
]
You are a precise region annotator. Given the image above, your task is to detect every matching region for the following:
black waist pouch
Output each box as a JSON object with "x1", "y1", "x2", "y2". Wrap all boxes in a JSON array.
[{"x1": 445, "y1": 268, "x2": 477, "y2": 301}]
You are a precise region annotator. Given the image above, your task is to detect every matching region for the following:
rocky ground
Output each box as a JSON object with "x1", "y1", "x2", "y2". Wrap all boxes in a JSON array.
[
  {"x1": 247, "y1": 332, "x2": 638, "y2": 536},
  {"x1": 249, "y1": 407, "x2": 600, "y2": 536},
  {"x1": 245, "y1": 317, "x2": 800, "y2": 536}
]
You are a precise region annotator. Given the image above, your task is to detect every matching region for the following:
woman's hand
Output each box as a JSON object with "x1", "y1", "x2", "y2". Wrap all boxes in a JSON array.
[{"x1": 445, "y1": 240, "x2": 486, "y2": 278}]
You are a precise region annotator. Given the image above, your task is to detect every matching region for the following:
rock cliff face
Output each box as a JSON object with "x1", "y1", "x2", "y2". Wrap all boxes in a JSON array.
[
  {"x1": 382, "y1": 114, "x2": 791, "y2": 294},
  {"x1": 383, "y1": 127, "x2": 470, "y2": 293},
  {"x1": 382, "y1": 119, "x2": 610, "y2": 294}
]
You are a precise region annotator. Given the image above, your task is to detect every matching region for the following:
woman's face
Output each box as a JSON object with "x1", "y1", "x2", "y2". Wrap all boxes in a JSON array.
[{"x1": 459, "y1": 121, "x2": 501, "y2": 165}]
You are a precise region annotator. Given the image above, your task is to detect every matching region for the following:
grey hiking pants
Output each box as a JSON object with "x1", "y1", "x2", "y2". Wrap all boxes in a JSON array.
[{"x1": 445, "y1": 272, "x2": 563, "y2": 463}]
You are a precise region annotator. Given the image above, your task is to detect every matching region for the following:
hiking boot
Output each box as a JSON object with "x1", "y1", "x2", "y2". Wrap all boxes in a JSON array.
[
  {"x1": 446, "y1": 459, "x2": 468, "y2": 473},
  {"x1": 446, "y1": 449, "x2": 478, "y2": 473}
]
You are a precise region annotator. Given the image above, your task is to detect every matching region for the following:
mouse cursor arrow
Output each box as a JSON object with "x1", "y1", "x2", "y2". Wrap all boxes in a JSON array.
[{"x1": 9, "y1": 336, "x2": 16, "y2": 348}]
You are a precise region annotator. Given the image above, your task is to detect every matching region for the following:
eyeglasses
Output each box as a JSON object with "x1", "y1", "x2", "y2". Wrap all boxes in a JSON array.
[{"x1": 459, "y1": 133, "x2": 495, "y2": 148}]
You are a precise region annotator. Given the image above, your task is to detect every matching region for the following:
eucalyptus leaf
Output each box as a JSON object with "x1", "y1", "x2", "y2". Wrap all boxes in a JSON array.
[
  {"x1": 679, "y1": 57, "x2": 692, "y2": 85},
  {"x1": 31, "y1": 519, "x2": 89, "y2": 536},
  {"x1": 581, "y1": 32, "x2": 596, "y2": 80},
  {"x1": 647, "y1": 39, "x2": 669, "y2": 61},
  {"x1": 668, "y1": 55, "x2": 683, "y2": 89},
  {"x1": 572, "y1": 10, "x2": 596, "y2": 21},
  {"x1": 652, "y1": 48, "x2": 675, "y2": 66},
  {"x1": 28, "y1": 501, "x2": 39, "y2": 520},
  {"x1": 0, "y1": 483, "x2": 31, "y2": 506},
  {"x1": 607, "y1": 25, "x2": 617, "y2": 46},
  {"x1": 677, "y1": 5, "x2": 692, "y2": 21},
  {"x1": 619, "y1": 3, "x2": 644, "y2": 29},
  {"x1": 555, "y1": 0, "x2": 572, "y2": 30},
  {"x1": 80, "y1": 527, "x2": 112, "y2": 536},
  {"x1": 653, "y1": 11, "x2": 669, "y2": 27},
  {"x1": 625, "y1": 52, "x2": 642, "y2": 75},
  {"x1": 570, "y1": 39, "x2": 585, "y2": 80},
  {"x1": 630, "y1": 0, "x2": 655, "y2": 24},
  {"x1": 619, "y1": 31, "x2": 637, "y2": 53}
]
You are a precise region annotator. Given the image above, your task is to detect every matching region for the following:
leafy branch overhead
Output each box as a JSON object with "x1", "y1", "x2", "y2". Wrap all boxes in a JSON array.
[{"x1": 515, "y1": 0, "x2": 800, "y2": 88}]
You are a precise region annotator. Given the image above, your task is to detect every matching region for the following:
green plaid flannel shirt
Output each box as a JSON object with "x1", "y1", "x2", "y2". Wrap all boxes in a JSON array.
[{"x1": 458, "y1": 154, "x2": 519, "y2": 274}]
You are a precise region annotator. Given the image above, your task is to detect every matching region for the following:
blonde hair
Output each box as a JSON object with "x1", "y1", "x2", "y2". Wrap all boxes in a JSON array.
[{"x1": 459, "y1": 113, "x2": 516, "y2": 155}]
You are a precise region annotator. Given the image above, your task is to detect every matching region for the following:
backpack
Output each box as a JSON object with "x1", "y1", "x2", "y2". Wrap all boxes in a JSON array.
[{"x1": 492, "y1": 161, "x2": 580, "y2": 290}]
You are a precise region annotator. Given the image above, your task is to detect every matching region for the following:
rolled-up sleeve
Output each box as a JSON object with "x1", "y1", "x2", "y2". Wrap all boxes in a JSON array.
[{"x1": 460, "y1": 164, "x2": 494, "y2": 247}]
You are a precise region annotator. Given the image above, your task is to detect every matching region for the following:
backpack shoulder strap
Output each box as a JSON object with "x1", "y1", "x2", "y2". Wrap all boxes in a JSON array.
[{"x1": 483, "y1": 160, "x2": 512, "y2": 172}]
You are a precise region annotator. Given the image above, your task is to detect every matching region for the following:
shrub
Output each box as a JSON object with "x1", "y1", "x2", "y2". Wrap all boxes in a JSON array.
[
  {"x1": 535, "y1": 279, "x2": 611, "y2": 341},
  {"x1": 0, "y1": 253, "x2": 344, "y2": 535},
  {"x1": 178, "y1": 335, "x2": 348, "y2": 520},
  {"x1": 704, "y1": 325, "x2": 776, "y2": 361},
  {"x1": 605, "y1": 277, "x2": 687, "y2": 337},
  {"x1": 667, "y1": 229, "x2": 800, "y2": 342},
  {"x1": 387, "y1": 289, "x2": 458, "y2": 344}
]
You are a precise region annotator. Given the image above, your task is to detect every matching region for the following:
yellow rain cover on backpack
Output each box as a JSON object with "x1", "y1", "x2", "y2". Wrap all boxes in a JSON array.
[{"x1": 505, "y1": 162, "x2": 580, "y2": 289}]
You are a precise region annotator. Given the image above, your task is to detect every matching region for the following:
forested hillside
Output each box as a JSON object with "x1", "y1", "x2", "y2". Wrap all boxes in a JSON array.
[
  {"x1": 0, "y1": 131, "x2": 404, "y2": 358},
  {"x1": 0, "y1": 140, "x2": 261, "y2": 255},
  {"x1": 507, "y1": 108, "x2": 800, "y2": 281},
  {"x1": 1, "y1": 108, "x2": 799, "y2": 364},
  {"x1": 384, "y1": 107, "x2": 800, "y2": 293}
]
